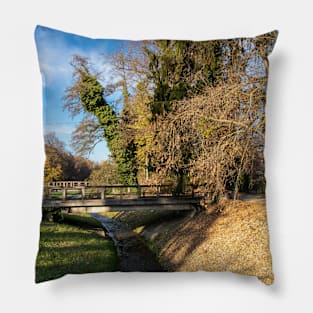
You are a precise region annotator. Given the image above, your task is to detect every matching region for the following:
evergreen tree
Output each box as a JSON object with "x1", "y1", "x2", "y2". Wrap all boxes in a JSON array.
[{"x1": 144, "y1": 40, "x2": 222, "y2": 117}]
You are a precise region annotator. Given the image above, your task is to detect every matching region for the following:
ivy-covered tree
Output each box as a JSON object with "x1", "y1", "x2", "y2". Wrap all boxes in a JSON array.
[{"x1": 64, "y1": 55, "x2": 138, "y2": 184}]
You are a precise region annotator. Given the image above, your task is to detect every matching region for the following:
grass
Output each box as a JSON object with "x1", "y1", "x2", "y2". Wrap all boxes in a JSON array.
[
  {"x1": 61, "y1": 213, "x2": 104, "y2": 228},
  {"x1": 49, "y1": 190, "x2": 80, "y2": 196},
  {"x1": 35, "y1": 221, "x2": 118, "y2": 283},
  {"x1": 48, "y1": 190, "x2": 81, "y2": 199},
  {"x1": 101, "y1": 210, "x2": 177, "y2": 229}
]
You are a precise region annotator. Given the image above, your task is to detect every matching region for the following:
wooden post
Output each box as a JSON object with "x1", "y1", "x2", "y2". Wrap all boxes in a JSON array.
[
  {"x1": 45, "y1": 187, "x2": 50, "y2": 199},
  {"x1": 137, "y1": 185, "x2": 141, "y2": 198},
  {"x1": 81, "y1": 187, "x2": 85, "y2": 199},
  {"x1": 62, "y1": 188, "x2": 66, "y2": 200},
  {"x1": 120, "y1": 187, "x2": 122, "y2": 200},
  {"x1": 101, "y1": 189, "x2": 105, "y2": 200}
]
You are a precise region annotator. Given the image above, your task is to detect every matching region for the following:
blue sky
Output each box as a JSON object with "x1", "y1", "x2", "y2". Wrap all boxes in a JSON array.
[
  {"x1": 35, "y1": 26, "x2": 266, "y2": 163},
  {"x1": 35, "y1": 25, "x2": 128, "y2": 162}
]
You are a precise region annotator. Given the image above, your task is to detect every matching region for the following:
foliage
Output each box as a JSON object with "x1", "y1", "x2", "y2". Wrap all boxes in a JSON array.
[
  {"x1": 44, "y1": 152, "x2": 62, "y2": 182},
  {"x1": 144, "y1": 40, "x2": 222, "y2": 116},
  {"x1": 88, "y1": 159, "x2": 120, "y2": 185},
  {"x1": 131, "y1": 83, "x2": 154, "y2": 182},
  {"x1": 61, "y1": 32, "x2": 276, "y2": 197},
  {"x1": 146, "y1": 33, "x2": 277, "y2": 198},
  {"x1": 44, "y1": 132, "x2": 93, "y2": 183},
  {"x1": 150, "y1": 75, "x2": 267, "y2": 199},
  {"x1": 64, "y1": 55, "x2": 138, "y2": 184}
]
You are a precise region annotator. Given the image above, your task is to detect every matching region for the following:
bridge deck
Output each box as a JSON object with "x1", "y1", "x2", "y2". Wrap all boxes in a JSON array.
[
  {"x1": 43, "y1": 184, "x2": 202, "y2": 212},
  {"x1": 43, "y1": 196, "x2": 200, "y2": 212}
]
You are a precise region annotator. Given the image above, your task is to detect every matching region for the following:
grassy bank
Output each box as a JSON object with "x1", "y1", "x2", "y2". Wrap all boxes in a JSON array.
[
  {"x1": 61, "y1": 213, "x2": 104, "y2": 228},
  {"x1": 36, "y1": 221, "x2": 118, "y2": 283},
  {"x1": 100, "y1": 210, "x2": 179, "y2": 229}
]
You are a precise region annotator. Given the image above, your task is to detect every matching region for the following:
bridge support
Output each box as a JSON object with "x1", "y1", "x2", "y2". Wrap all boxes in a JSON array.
[{"x1": 42, "y1": 197, "x2": 200, "y2": 213}]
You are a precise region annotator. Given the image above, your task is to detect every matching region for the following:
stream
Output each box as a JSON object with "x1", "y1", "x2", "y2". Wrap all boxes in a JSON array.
[{"x1": 91, "y1": 213, "x2": 165, "y2": 272}]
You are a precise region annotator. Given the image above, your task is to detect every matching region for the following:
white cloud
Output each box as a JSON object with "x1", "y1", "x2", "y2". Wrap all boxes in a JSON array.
[{"x1": 38, "y1": 33, "x2": 109, "y2": 82}]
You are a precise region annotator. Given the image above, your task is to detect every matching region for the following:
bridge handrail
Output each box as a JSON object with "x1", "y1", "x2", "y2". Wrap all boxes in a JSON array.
[
  {"x1": 45, "y1": 183, "x2": 173, "y2": 189},
  {"x1": 43, "y1": 183, "x2": 198, "y2": 201}
]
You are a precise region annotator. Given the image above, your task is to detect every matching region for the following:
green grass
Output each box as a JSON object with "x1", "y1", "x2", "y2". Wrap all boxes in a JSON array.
[
  {"x1": 35, "y1": 221, "x2": 118, "y2": 283},
  {"x1": 61, "y1": 213, "x2": 104, "y2": 228},
  {"x1": 49, "y1": 190, "x2": 80, "y2": 195},
  {"x1": 48, "y1": 190, "x2": 81, "y2": 199}
]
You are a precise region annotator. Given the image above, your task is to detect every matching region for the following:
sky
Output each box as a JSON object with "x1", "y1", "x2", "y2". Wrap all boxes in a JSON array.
[
  {"x1": 35, "y1": 25, "x2": 129, "y2": 162},
  {"x1": 35, "y1": 26, "x2": 266, "y2": 163}
]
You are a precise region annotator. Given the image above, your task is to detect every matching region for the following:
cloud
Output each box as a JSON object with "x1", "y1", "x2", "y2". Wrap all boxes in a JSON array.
[
  {"x1": 36, "y1": 26, "x2": 116, "y2": 87},
  {"x1": 35, "y1": 26, "x2": 126, "y2": 162}
]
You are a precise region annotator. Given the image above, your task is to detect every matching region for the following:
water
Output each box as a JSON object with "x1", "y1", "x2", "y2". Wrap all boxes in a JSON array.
[{"x1": 91, "y1": 213, "x2": 165, "y2": 272}]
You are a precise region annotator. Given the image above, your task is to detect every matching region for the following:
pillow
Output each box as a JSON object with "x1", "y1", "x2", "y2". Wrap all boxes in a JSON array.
[{"x1": 35, "y1": 25, "x2": 278, "y2": 284}]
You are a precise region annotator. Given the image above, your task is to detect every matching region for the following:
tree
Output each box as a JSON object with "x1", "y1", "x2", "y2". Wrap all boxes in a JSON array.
[
  {"x1": 129, "y1": 81, "x2": 154, "y2": 183},
  {"x1": 64, "y1": 55, "x2": 138, "y2": 184},
  {"x1": 88, "y1": 160, "x2": 120, "y2": 185},
  {"x1": 150, "y1": 74, "x2": 266, "y2": 200},
  {"x1": 149, "y1": 32, "x2": 278, "y2": 200},
  {"x1": 44, "y1": 133, "x2": 69, "y2": 183},
  {"x1": 44, "y1": 132, "x2": 93, "y2": 183},
  {"x1": 144, "y1": 40, "x2": 222, "y2": 116},
  {"x1": 140, "y1": 40, "x2": 224, "y2": 192},
  {"x1": 70, "y1": 115, "x2": 104, "y2": 157}
]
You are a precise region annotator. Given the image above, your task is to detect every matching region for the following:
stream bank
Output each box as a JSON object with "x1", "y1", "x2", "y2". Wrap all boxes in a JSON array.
[{"x1": 91, "y1": 213, "x2": 165, "y2": 272}]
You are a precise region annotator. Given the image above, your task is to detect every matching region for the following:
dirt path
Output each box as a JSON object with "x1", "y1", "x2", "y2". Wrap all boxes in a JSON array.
[
  {"x1": 238, "y1": 193, "x2": 265, "y2": 204},
  {"x1": 91, "y1": 213, "x2": 164, "y2": 272}
]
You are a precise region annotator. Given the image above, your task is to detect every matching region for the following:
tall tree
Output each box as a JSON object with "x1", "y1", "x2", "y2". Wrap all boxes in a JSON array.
[
  {"x1": 64, "y1": 55, "x2": 138, "y2": 184},
  {"x1": 149, "y1": 32, "x2": 277, "y2": 199},
  {"x1": 143, "y1": 40, "x2": 223, "y2": 191},
  {"x1": 144, "y1": 40, "x2": 222, "y2": 116}
]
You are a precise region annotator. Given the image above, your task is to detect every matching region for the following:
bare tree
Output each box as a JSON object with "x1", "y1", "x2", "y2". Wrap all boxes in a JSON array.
[
  {"x1": 150, "y1": 71, "x2": 267, "y2": 201},
  {"x1": 148, "y1": 32, "x2": 277, "y2": 201}
]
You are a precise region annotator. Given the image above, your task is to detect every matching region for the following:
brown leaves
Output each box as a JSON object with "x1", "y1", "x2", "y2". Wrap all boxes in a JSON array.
[
  {"x1": 150, "y1": 72, "x2": 267, "y2": 198},
  {"x1": 150, "y1": 200, "x2": 273, "y2": 284}
]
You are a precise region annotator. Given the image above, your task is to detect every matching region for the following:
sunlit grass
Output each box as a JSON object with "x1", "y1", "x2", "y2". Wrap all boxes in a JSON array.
[{"x1": 35, "y1": 221, "x2": 118, "y2": 283}]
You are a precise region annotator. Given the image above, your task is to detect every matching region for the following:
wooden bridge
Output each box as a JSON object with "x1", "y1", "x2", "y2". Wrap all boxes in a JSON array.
[{"x1": 43, "y1": 184, "x2": 202, "y2": 213}]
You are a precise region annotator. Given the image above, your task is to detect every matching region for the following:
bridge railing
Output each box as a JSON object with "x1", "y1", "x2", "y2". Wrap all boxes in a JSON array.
[{"x1": 43, "y1": 184, "x2": 200, "y2": 201}]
